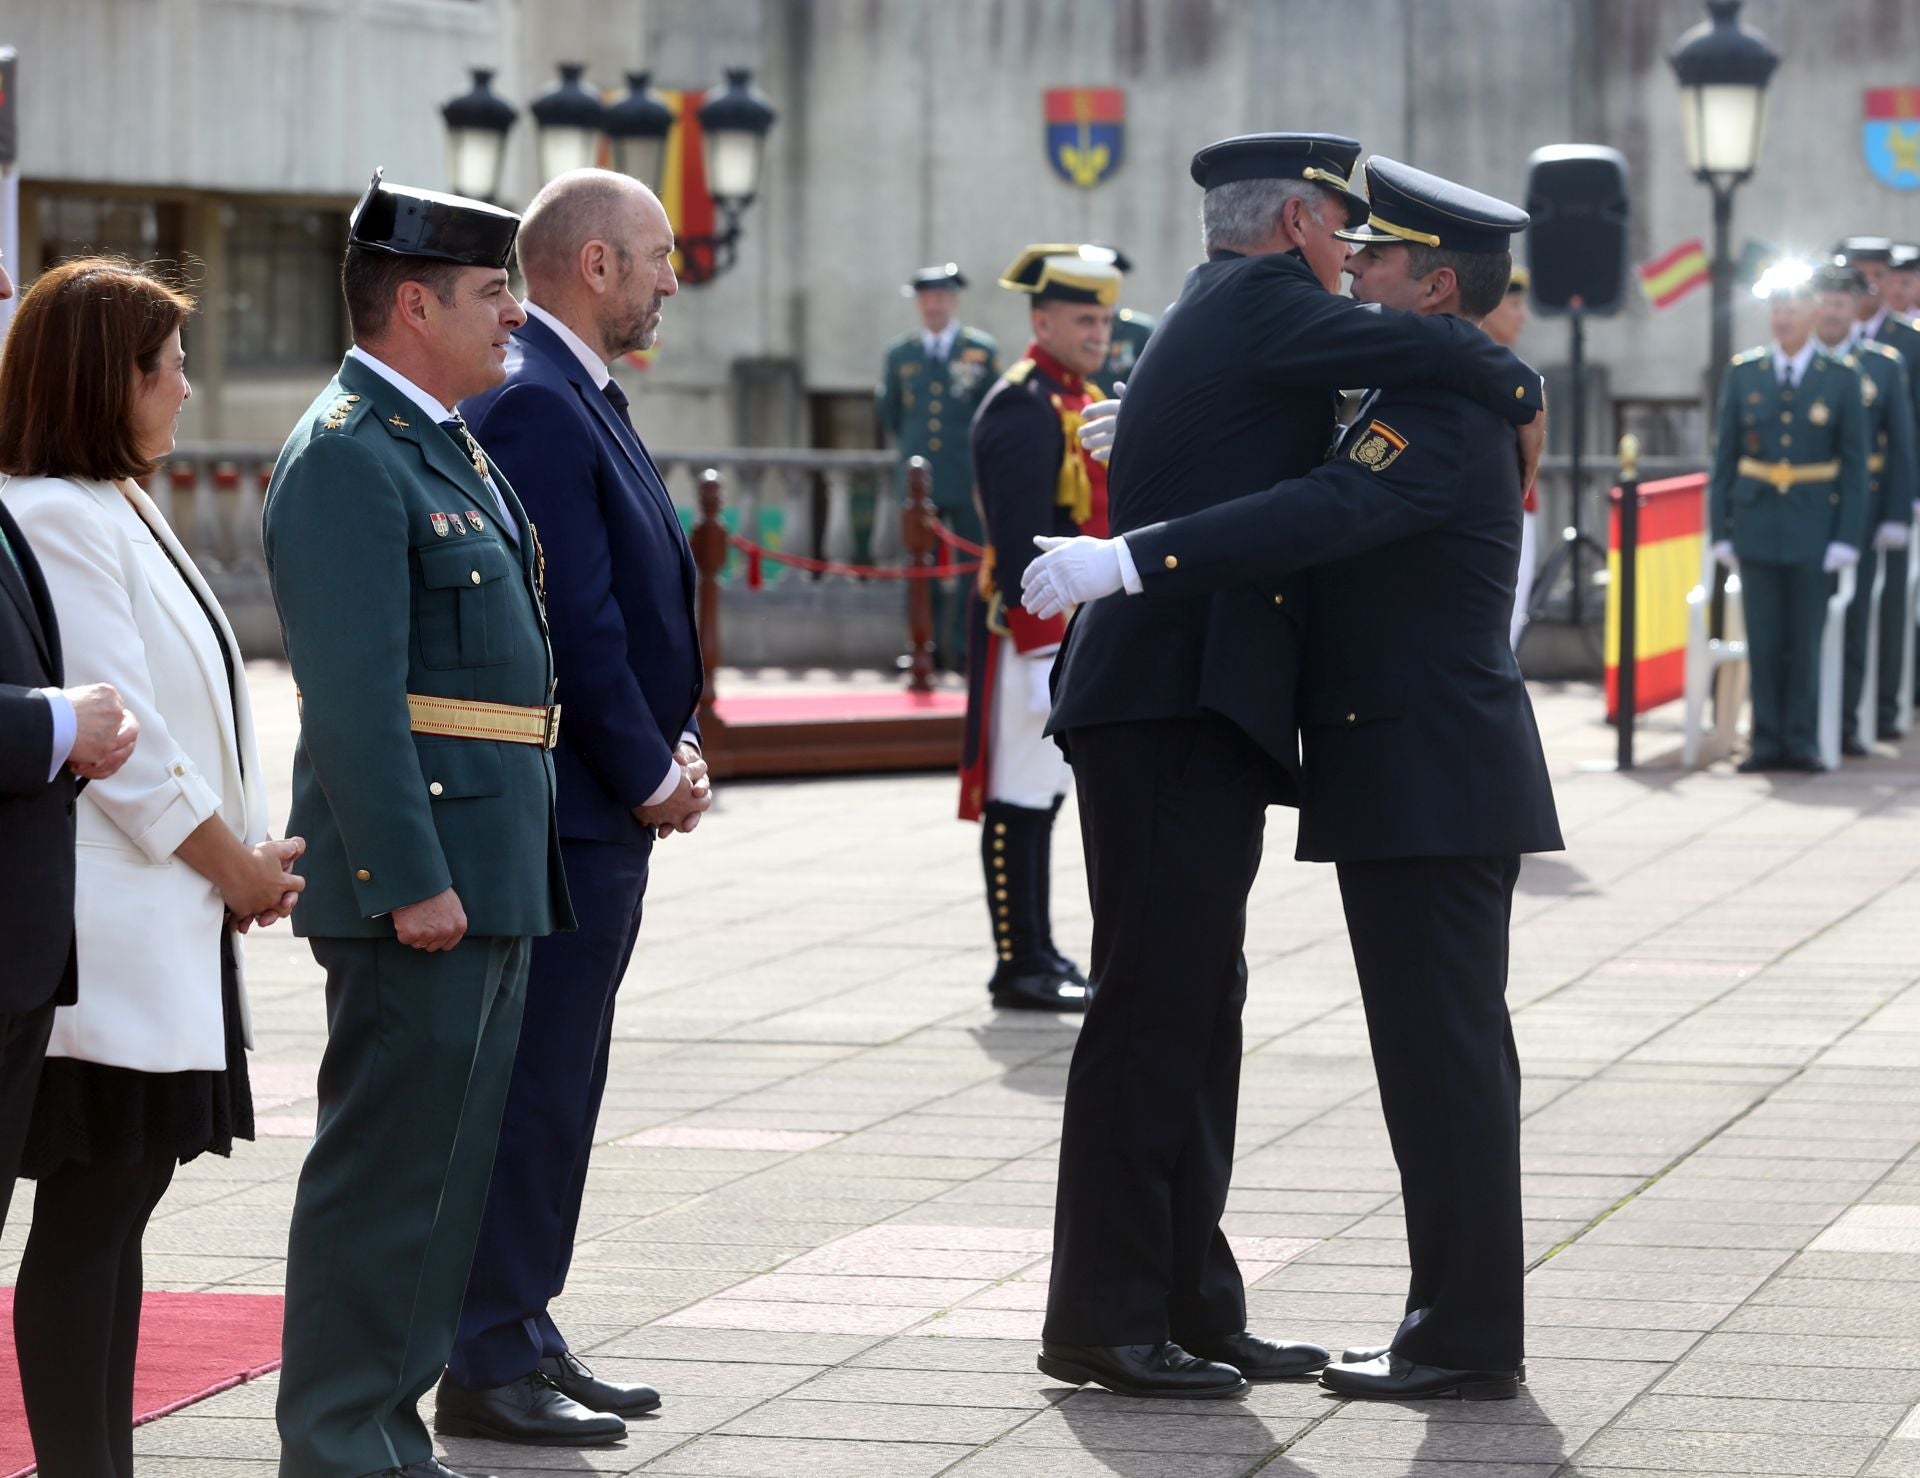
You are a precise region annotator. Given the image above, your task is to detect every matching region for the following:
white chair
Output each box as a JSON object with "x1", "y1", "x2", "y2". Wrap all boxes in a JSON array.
[
  {"x1": 1682, "y1": 545, "x2": 1748, "y2": 768},
  {"x1": 1816, "y1": 563, "x2": 1857, "y2": 771}
]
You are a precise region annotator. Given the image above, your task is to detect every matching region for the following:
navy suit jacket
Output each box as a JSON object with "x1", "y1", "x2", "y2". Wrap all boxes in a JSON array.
[{"x1": 461, "y1": 315, "x2": 702, "y2": 845}]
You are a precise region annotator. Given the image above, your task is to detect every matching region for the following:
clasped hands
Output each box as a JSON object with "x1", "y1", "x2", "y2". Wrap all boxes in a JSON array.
[{"x1": 635, "y1": 741, "x2": 712, "y2": 840}]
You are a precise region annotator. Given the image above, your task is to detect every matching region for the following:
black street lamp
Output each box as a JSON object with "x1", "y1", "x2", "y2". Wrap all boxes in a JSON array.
[
  {"x1": 530, "y1": 63, "x2": 609, "y2": 186},
  {"x1": 440, "y1": 68, "x2": 517, "y2": 203},
  {"x1": 1669, "y1": 0, "x2": 1780, "y2": 414},
  {"x1": 606, "y1": 71, "x2": 674, "y2": 189},
  {"x1": 674, "y1": 68, "x2": 779, "y2": 284}
]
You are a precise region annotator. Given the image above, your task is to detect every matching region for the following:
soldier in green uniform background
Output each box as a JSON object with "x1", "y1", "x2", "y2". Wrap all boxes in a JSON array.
[
  {"x1": 1709, "y1": 262, "x2": 1870, "y2": 773},
  {"x1": 267, "y1": 173, "x2": 573, "y2": 1478},
  {"x1": 878, "y1": 265, "x2": 999, "y2": 669},
  {"x1": 1813, "y1": 262, "x2": 1917, "y2": 753},
  {"x1": 1091, "y1": 247, "x2": 1156, "y2": 383}
]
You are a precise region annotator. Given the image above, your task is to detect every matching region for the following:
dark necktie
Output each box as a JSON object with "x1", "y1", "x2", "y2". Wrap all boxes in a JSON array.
[
  {"x1": 601, "y1": 379, "x2": 640, "y2": 444},
  {"x1": 438, "y1": 414, "x2": 491, "y2": 481}
]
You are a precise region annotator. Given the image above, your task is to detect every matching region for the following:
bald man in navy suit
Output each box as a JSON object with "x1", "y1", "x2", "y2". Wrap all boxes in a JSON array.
[{"x1": 437, "y1": 170, "x2": 708, "y2": 1447}]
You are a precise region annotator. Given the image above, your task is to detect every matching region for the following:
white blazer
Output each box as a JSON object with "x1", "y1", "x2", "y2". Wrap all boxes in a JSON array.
[{"x1": 0, "y1": 474, "x2": 268, "y2": 1073}]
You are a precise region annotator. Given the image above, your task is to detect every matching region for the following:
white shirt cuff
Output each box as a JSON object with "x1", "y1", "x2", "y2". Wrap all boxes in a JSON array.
[
  {"x1": 644, "y1": 756, "x2": 682, "y2": 808},
  {"x1": 1116, "y1": 537, "x2": 1144, "y2": 595},
  {"x1": 37, "y1": 688, "x2": 76, "y2": 782},
  {"x1": 678, "y1": 730, "x2": 701, "y2": 752}
]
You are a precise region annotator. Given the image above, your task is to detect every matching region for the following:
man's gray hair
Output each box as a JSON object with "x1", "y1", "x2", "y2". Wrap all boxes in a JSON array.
[
  {"x1": 1200, "y1": 179, "x2": 1328, "y2": 255},
  {"x1": 516, "y1": 168, "x2": 646, "y2": 286}
]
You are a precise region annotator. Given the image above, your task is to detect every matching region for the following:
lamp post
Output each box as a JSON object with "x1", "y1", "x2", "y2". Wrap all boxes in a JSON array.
[
  {"x1": 1669, "y1": 0, "x2": 1780, "y2": 417},
  {"x1": 605, "y1": 71, "x2": 674, "y2": 189},
  {"x1": 440, "y1": 68, "x2": 517, "y2": 203},
  {"x1": 672, "y1": 67, "x2": 779, "y2": 285},
  {"x1": 530, "y1": 63, "x2": 609, "y2": 185}
]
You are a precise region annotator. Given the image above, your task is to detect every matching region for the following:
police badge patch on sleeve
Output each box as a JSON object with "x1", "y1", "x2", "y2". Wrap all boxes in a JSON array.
[{"x1": 1350, "y1": 419, "x2": 1409, "y2": 471}]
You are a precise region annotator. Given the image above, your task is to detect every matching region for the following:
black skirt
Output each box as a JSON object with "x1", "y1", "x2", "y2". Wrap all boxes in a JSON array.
[{"x1": 20, "y1": 937, "x2": 255, "y2": 1176}]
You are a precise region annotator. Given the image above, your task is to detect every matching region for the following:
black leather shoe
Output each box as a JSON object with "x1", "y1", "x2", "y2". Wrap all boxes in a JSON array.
[
  {"x1": 990, "y1": 969, "x2": 1088, "y2": 1012},
  {"x1": 390, "y1": 1462, "x2": 497, "y2": 1478},
  {"x1": 1321, "y1": 1352, "x2": 1518, "y2": 1401},
  {"x1": 1184, "y1": 1331, "x2": 1328, "y2": 1380},
  {"x1": 1339, "y1": 1342, "x2": 1526, "y2": 1382},
  {"x1": 1737, "y1": 752, "x2": 1785, "y2": 773},
  {"x1": 1779, "y1": 754, "x2": 1825, "y2": 772},
  {"x1": 433, "y1": 1370, "x2": 625, "y2": 1446},
  {"x1": 1843, "y1": 736, "x2": 1871, "y2": 757},
  {"x1": 1879, "y1": 721, "x2": 1903, "y2": 741},
  {"x1": 538, "y1": 1351, "x2": 661, "y2": 1416},
  {"x1": 1037, "y1": 1341, "x2": 1248, "y2": 1399}
]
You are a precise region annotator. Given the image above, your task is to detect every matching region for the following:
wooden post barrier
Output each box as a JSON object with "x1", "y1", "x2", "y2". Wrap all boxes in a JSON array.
[
  {"x1": 901, "y1": 455, "x2": 937, "y2": 695},
  {"x1": 690, "y1": 467, "x2": 727, "y2": 731}
]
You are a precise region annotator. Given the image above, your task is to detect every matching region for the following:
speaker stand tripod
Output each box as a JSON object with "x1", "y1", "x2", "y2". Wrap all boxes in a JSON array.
[{"x1": 1523, "y1": 303, "x2": 1606, "y2": 663}]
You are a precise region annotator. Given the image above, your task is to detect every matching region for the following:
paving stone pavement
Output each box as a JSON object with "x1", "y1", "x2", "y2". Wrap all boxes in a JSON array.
[{"x1": 6, "y1": 663, "x2": 1920, "y2": 1477}]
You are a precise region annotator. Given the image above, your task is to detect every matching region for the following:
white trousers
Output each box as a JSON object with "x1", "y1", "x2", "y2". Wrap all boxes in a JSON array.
[{"x1": 987, "y1": 637, "x2": 1072, "y2": 808}]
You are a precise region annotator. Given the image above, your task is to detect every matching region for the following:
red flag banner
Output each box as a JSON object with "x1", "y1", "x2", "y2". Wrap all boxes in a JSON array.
[{"x1": 1638, "y1": 238, "x2": 1711, "y2": 310}]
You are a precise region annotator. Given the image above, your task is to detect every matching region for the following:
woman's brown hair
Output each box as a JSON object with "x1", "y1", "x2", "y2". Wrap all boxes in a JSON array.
[{"x1": 0, "y1": 256, "x2": 197, "y2": 481}]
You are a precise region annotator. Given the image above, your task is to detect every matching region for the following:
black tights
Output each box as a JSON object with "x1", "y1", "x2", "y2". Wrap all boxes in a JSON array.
[{"x1": 14, "y1": 1152, "x2": 177, "y2": 1478}]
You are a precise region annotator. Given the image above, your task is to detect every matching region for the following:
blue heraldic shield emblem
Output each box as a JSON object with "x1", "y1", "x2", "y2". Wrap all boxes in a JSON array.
[
  {"x1": 1864, "y1": 88, "x2": 1920, "y2": 190},
  {"x1": 1045, "y1": 87, "x2": 1125, "y2": 189}
]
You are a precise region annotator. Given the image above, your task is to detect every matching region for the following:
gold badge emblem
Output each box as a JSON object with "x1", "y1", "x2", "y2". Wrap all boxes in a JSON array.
[
  {"x1": 388, "y1": 415, "x2": 411, "y2": 429},
  {"x1": 1809, "y1": 400, "x2": 1831, "y2": 426},
  {"x1": 1349, "y1": 418, "x2": 1409, "y2": 472},
  {"x1": 431, "y1": 512, "x2": 450, "y2": 537},
  {"x1": 1863, "y1": 376, "x2": 1879, "y2": 407},
  {"x1": 467, "y1": 511, "x2": 485, "y2": 532}
]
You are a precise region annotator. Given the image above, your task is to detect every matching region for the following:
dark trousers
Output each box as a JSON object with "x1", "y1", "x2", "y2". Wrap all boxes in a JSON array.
[
  {"x1": 1337, "y1": 854, "x2": 1524, "y2": 1372},
  {"x1": 0, "y1": 997, "x2": 55, "y2": 1240},
  {"x1": 15, "y1": 1151, "x2": 177, "y2": 1478},
  {"x1": 276, "y1": 934, "x2": 529, "y2": 1478},
  {"x1": 1045, "y1": 716, "x2": 1275, "y2": 1346},
  {"x1": 1741, "y1": 557, "x2": 1830, "y2": 762},
  {"x1": 448, "y1": 837, "x2": 651, "y2": 1389}
]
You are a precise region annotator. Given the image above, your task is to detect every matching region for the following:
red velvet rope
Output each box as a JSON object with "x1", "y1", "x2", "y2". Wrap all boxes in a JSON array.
[{"x1": 724, "y1": 531, "x2": 981, "y2": 587}]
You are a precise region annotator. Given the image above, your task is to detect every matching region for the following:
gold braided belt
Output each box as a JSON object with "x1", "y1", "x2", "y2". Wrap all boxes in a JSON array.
[
  {"x1": 1736, "y1": 457, "x2": 1841, "y2": 492},
  {"x1": 295, "y1": 691, "x2": 561, "y2": 749},
  {"x1": 405, "y1": 694, "x2": 561, "y2": 749}
]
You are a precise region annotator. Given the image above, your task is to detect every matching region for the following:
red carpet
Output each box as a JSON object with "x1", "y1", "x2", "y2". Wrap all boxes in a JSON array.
[
  {"x1": 714, "y1": 690, "x2": 966, "y2": 725},
  {"x1": 0, "y1": 1289, "x2": 282, "y2": 1476}
]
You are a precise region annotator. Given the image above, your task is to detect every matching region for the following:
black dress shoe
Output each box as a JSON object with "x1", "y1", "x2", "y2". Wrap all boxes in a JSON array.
[
  {"x1": 1737, "y1": 752, "x2": 1785, "y2": 773},
  {"x1": 1843, "y1": 736, "x2": 1871, "y2": 757},
  {"x1": 1320, "y1": 1352, "x2": 1518, "y2": 1401},
  {"x1": 1339, "y1": 1342, "x2": 1527, "y2": 1382},
  {"x1": 1037, "y1": 1340, "x2": 1248, "y2": 1399},
  {"x1": 989, "y1": 968, "x2": 1088, "y2": 1013},
  {"x1": 1779, "y1": 754, "x2": 1825, "y2": 772},
  {"x1": 538, "y1": 1351, "x2": 661, "y2": 1416},
  {"x1": 1184, "y1": 1330, "x2": 1328, "y2": 1380},
  {"x1": 1879, "y1": 721, "x2": 1903, "y2": 741},
  {"x1": 433, "y1": 1370, "x2": 625, "y2": 1446},
  {"x1": 388, "y1": 1462, "x2": 497, "y2": 1478}
]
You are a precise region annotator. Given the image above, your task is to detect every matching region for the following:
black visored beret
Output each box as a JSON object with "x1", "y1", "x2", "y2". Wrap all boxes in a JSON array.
[{"x1": 348, "y1": 168, "x2": 520, "y2": 270}]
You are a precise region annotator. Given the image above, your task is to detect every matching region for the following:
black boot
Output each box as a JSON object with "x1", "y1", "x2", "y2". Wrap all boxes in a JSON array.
[
  {"x1": 1036, "y1": 795, "x2": 1091, "y2": 992},
  {"x1": 983, "y1": 803, "x2": 1087, "y2": 1012}
]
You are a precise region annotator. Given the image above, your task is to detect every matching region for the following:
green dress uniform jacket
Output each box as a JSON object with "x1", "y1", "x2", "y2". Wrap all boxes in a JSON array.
[
  {"x1": 878, "y1": 326, "x2": 1000, "y2": 515},
  {"x1": 1837, "y1": 339, "x2": 1918, "y2": 738},
  {"x1": 1708, "y1": 349, "x2": 1870, "y2": 564},
  {"x1": 262, "y1": 355, "x2": 573, "y2": 938}
]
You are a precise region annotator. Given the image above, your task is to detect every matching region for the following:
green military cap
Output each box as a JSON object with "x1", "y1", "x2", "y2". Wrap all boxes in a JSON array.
[
  {"x1": 348, "y1": 167, "x2": 519, "y2": 269},
  {"x1": 1814, "y1": 259, "x2": 1868, "y2": 295},
  {"x1": 904, "y1": 262, "x2": 968, "y2": 295},
  {"x1": 1188, "y1": 132, "x2": 1368, "y2": 218},
  {"x1": 1336, "y1": 156, "x2": 1528, "y2": 255},
  {"x1": 999, "y1": 244, "x2": 1122, "y2": 306}
]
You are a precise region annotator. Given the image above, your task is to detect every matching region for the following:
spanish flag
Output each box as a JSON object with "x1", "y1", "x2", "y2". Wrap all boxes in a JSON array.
[{"x1": 1638, "y1": 238, "x2": 1711, "y2": 311}]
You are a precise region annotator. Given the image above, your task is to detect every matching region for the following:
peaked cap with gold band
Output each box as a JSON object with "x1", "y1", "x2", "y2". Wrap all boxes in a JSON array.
[
  {"x1": 1336, "y1": 156, "x2": 1528, "y2": 255},
  {"x1": 1188, "y1": 132, "x2": 1367, "y2": 218},
  {"x1": 998, "y1": 244, "x2": 1123, "y2": 307},
  {"x1": 348, "y1": 167, "x2": 520, "y2": 269}
]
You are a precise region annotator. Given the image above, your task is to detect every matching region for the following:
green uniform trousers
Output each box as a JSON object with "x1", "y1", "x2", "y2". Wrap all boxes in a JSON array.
[
  {"x1": 1842, "y1": 547, "x2": 1911, "y2": 741},
  {"x1": 1742, "y1": 558, "x2": 1831, "y2": 762},
  {"x1": 276, "y1": 934, "x2": 530, "y2": 1477}
]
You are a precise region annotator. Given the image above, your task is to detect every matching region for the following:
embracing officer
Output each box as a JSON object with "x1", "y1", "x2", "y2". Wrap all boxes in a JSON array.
[
  {"x1": 1709, "y1": 261, "x2": 1870, "y2": 772},
  {"x1": 1027, "y1": 134, "x2": 1543, "y2": 1403},
  {"x1": 1812, "y1": 261, "x2": 1917, "y2": 754},
  {"x1": 1026, "y1": 157, "x2": 1561, "y2": 1403},
  {"x1": 879, "y1": 265, "x2": 1000, "y2": 669},
  {"x1": 266, "y1": 172, "x2": 573, "y2": 1478},
  {"x1": 957, "y1": 245, "x2": 1118, "y2": 1013}
]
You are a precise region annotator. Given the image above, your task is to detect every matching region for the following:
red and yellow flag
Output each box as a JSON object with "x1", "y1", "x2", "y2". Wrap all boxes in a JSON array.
[
  {"x1": 1605, "y1": 472, "x2": 1706, "y2": 719},
  {"x1": 1638, "y1": 238, "x2": 1711, "y2": 311}
]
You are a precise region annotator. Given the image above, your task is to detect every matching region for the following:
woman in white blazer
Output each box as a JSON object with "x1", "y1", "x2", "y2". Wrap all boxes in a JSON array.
[{"x1": 0, "y1": 258, "x2": 305, "y2": 1478}]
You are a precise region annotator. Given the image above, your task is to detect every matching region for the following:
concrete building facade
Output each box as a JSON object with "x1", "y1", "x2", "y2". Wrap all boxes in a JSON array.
[{"x1": 6, "y1": 0, "x2": 1920, "y2": 459}]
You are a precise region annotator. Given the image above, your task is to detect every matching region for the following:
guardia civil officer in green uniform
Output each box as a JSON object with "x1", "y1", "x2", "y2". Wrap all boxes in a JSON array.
[
  {"x1": 879, "y1": 265, "x2": 999, "y2": 667},
  {"x1": 1813, "y1": 262, "x2": 1918, "y2": 753},
  {"x1": 1086, "y1": 247, "x2": 1157, "y2": 382},
  {"x1": 267, "y1": 172, "x2": 572, "y2": 1478},
  {"x1": 1708, "y1": 261, "x2": 1871, "y2": 772}
]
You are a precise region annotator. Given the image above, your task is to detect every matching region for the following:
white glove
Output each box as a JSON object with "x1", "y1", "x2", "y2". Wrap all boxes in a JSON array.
[
  {"x1": 1024, "y1": 652, "x2": 1055, "y2": 714},
  {"x1": 1823, "y1": 542, "x2": 1861, "y2": 573},
  {"x1": 1712, "y1": 540, "x2": 1739, "y2": 571},
  {"x1": 1075, "y1": 382, "x2": 1125, "y2": 464},
  {"x1": 1022, "y1": 535, "x2": 1126, "y2": 621},
  {"x1": 1874, "y1": 520, "x2": 1911, "y2": 552}
]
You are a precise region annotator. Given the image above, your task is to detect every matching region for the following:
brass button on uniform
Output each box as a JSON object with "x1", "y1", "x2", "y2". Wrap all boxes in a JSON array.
[
  {"x1": 171, "y1": 763, "x2": 186, "y2": 777},
  {"x1": 1780, "y1": 412, "x2": 1792, "y2": 423},
  {"x1": 929, "y1": 399, "x2": 943, "y2": 413},
  {"x1": 355, "y1": 868, "x2": 371, "y2": 882},
  {"x1": 930, "y1": 382, "x2": 944, "y2": 395},
  {"x1": 1163, "y1": 555, "x2": 1179, "y2": 570},
  {"x1": 1346, "y1": 712, "x2": 1357, "y2": 725},
  {"x1": 929, "y1": 437, "x2": 943, "y2": 451},
  {"x1": 928, "y1": 417, "x2": 942, "y2": 432},
  {"x1": 470, "y1": 570, "x2": 482, "y2": 585},
  {"x1": 429, "y1": 781, "x2": 445, "y2": 797},
  {"x1": 1780, "y1": 434, "x2": 1791, "y2": 447},
  {"x1": 1514, "y1": 386, "x2": 1526, "y2": 399},
  {"x1": 1272, "y1": 594, "x2": 1285, "y2": 606}
]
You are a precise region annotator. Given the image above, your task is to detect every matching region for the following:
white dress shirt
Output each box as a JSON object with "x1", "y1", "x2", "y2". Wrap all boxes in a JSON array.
[
  {"x1": 345, "y1": 345, "x2": 515, "y2": 536},
  {"x1": 1771, "y1": 338, "x2": 1817, "y2": 389},
  {"x1": 922, "y1": 324, "x2": 958, "y2": 362}
]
